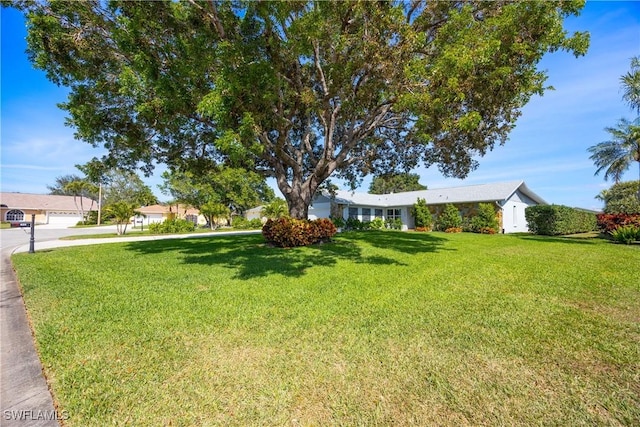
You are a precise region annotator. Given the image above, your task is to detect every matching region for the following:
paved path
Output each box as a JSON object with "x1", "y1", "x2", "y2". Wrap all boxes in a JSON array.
[{"x1": 1, "y1": 227, "x2": 260, "y2": 426}]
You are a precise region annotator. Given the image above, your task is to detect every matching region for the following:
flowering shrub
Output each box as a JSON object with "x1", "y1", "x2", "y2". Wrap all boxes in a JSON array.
[
  {"x1": 445, "y1": 227, "x2": 462, "y2": 233},
  {"x1": 262, "y1": 217, "x2": 337, "y2": 247},
  {"x1": 596, "y1": 213, "x2": 640, "y2": 233},
  {"x1": 478, "y1": 226, "x2": 496, "y2": 234}
]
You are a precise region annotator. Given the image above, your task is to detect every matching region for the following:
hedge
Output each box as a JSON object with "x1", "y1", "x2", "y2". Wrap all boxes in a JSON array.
[{"x1": 525, "y1": 205, "x2": 597, "y2": 236}]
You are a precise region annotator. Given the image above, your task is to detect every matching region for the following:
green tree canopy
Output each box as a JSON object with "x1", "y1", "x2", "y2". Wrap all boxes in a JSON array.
[
  {"x1": 99, "y1": 169, "x2": 159, "y2": 207},
  {"x1": 160, "y1": 166, "x2": 274, "y2": 216},
  {"x1": 596, "y1": 180, "x2": 640, "y2": 214},
  {"x1": 369, "y1": 173, "x2": 426, "y2": 194},
  {"x1": 10, "y1": 0, "x2": 589, "y2": 218}
]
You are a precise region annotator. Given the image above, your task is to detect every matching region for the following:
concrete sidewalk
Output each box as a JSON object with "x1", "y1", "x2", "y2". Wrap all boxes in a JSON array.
[
  {"x1": 1, "y1": 229, "x2": 261, "y2": 426},
  {"x1": 1, "y1": 250, "x2": 59, "y2": 426}
]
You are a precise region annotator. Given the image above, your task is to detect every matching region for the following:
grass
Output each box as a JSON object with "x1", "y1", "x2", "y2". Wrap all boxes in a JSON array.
[
  {"x1": 60, "y1": 227, "x2": 260, "y2": 240},
  {"x1": 12, "y1": 231, "x2": 639, "y2": 426}
]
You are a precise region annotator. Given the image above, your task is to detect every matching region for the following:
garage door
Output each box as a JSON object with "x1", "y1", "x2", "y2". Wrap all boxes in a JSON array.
[{"x1": 47, "y1": 211, "x2": 83, "y2": 226}]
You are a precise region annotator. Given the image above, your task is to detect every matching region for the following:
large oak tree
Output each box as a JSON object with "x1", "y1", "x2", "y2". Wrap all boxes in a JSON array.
[{"x1": 8, "y1": 0, "x2": 589, "y2": 218}]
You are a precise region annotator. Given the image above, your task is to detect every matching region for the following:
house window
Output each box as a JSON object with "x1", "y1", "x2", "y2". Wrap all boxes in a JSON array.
[
  {"x1": 186, "y1": 214, "x2": 198, "y2": 225},
  {"x1": 513, "y1": 206, "x2": 517, "y2": 227},
  {"x1": 362, "y1": 208, "x2": 371, "y2": 221},
  {"x1": 348, "y1": 207, "x2": 358, "y2": 219},
  {"x1": 6, "y1": 210, "x2": 24, "y2": 221},
  {"x1": 375, "y1": 209, "x2": 383, "y2": 219},
  {"x1": 386, "y1": 208, "x2": 401, "y2": 220}
]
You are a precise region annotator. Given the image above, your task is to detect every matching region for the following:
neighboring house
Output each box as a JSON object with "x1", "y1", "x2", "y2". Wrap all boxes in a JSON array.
[
  {"x1": 312, "y1": 181, "x2": 546, "y2": 233},
  {"x1": 245, "y1": 205, "x2": 266, "y2": 222},
  {"x1": 0, "y1": 192, "x2": 97, "y2": 227},
  {"x1": 134, "y1": 204, "x2": 205, "y2": 227}
]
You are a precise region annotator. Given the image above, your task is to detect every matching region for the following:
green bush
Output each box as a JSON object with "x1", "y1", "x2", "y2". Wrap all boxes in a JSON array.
[
  {"x1": 369, "y1": 218, "x2": 385, "y2": 230},
  {"x1": 262, "y1": 217, "x2": 337, "y2": 247},
  {"x1": 469, "y1": 203, "x2": 499, "y2": 234},
  {"x1": 436, "y1": 204, "x2": 462, "y2": 231},
  {"x1": 412, "y1": 198, "x2": 433, "y2": 229},
  {"x1": 525, "y1": 205, "x2": 597, "y2": 236},
  {"x1": 345, "y1": 217, "x2": 364, "y2": 231},
  {"x1": 610, "y1": 225, "x2": 640, "y2": 244},
  {"x1": 233, "y1": 217, "x2": 263, "y2": 230},
  {"x1": 385, "y1": 218, "x2": 403, "y2": 230},
  {"x1": 149, "y1": 218, "x2": 196, "y2": 234},
  {"x1": 331, "y1": 216, "x2": 345, "y2": 229}
]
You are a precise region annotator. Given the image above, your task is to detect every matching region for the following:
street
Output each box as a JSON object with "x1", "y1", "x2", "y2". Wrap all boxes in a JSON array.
[{"x1": 0, "y1": 224, "x2": 119, "y2": 252}]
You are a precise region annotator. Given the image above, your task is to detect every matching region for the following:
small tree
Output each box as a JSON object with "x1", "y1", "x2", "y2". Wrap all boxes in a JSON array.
[
  {"x1": 200, "y1": 202, "x2": 230, "y2": 230},
  {"x1": 437, "y1": 204, "x2": 462, "y2": 231},
  {"x1": 106, "y1": 201, "x2": 139, "y2": 235},
  {"x1": 470, "y1": 203, "x2": 500, "y2": 234},
  {"x1": 261, "y1": 198, "x2": 289, "y2": 220},
  {"x1": 412, "y1": 198, "x2": 432, "y2": 231}
]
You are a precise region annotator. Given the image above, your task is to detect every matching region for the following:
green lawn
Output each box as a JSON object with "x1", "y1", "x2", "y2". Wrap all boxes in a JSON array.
[{"x1": 12, "y1": 231, "x2": 639, "y2": 426}]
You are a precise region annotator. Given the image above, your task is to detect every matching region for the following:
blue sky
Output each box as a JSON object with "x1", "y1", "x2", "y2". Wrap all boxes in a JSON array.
[{"x1": 2, "y1": 2, "x2": 639, "y2": 210}]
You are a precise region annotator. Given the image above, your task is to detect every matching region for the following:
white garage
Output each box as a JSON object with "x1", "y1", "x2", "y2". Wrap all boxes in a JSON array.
[{"x1": 46, "y1": 211, "x2": 84, "y2": 226}]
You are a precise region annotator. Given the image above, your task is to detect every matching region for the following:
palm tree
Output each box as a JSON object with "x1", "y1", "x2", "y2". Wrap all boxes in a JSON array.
[
  {"x1": 261, "y1": 198, "x2": 288, "y2": 219},
  {"x1": 621, "y1": 56, "x2": 640, "y2": 114},
  {"x1": 587, "y1": 118, "x2": 640, "y2": 199},
  {"x1": 64, "y1": 180, "x2": 90, "y2": 224},
  {"x1": 106, "y1": 201, "x2": 140, "y2": 235}
]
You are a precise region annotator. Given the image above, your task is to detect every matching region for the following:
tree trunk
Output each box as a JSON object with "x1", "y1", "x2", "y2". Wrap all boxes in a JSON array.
[{"x1": 281, "y1": 176, "x2": 322, "y2": 220}]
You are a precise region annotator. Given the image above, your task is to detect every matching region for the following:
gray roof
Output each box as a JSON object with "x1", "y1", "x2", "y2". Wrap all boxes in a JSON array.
[{"x1": 330, "y1": 181, "x2": 547, "y2": 207}]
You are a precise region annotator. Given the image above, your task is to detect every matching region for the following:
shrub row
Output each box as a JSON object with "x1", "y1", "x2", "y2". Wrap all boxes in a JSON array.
[
  {"x1": 232, "y1": 217, "x2": 264, "y2": 230},
  {"x1": 596, "y1": 213, "x2": 640, "y2": 233},
  {"x1": 332, "y1": 217, "x2": 389, "y2": 231},
  {"x1": 525, "y1": 205, "x2": 597, "y2": 236},
  {"x1": 262, "y1": 217, "x2": 337, "y2": 247},
  {"x1": 149, "y1": 218, "x2": 196, "y2": 234}
]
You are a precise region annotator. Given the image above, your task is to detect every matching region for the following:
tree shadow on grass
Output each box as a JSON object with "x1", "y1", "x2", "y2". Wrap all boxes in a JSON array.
[
  {"x1": 514, "y1": 234, "x2": 603, "y2": 245},
  {"x1": 346, "y1": 230, "x2": 451, "y2": 255},
  {"x1": 124, "y1": 230, "x2": 449, "y2": 280}
]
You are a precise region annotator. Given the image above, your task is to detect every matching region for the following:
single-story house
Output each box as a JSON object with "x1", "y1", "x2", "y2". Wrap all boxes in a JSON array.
[
  {"x1": 245, "y1": 205, "x2": 266, "y2": 222},
  {"x1": 134, "y1": 204, "x2": 206, "y2": 226},
  {"x1": 0, "y1": 192, "x2": 97, "y2": 227},
  {"x1": 311, "y1": 180, "x2": 546, "y2": 233}
]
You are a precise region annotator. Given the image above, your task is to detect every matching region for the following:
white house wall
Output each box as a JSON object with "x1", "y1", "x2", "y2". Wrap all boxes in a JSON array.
[
  {"x1": 501, "y1": 190, "x2": 537, "y2": 233},
  {"x1": 308, "y1": 202, "x2": 331, "y2": 220}
]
